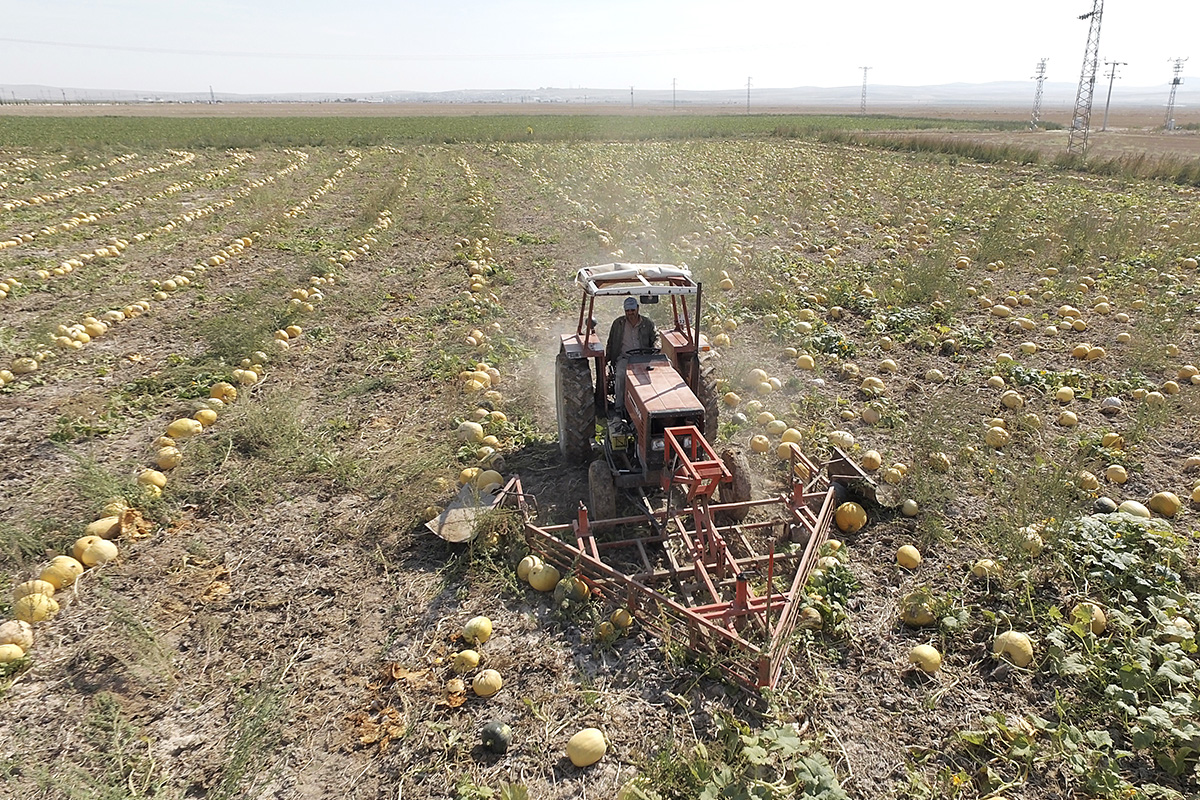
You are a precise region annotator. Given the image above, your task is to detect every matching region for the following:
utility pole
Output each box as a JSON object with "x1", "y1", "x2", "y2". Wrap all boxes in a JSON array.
[
  {"x1": 1030, "y1": 58, "x2": 1048, "y2": 129},
  {"x1": 1165, "y1": 57, "x2": 1188, "y2": 130},
  {"x1": 1101, "y1": 60, "x2": 1125, "y2": 131},
  {"x1": 746, "y1": 77, "x2": 751, "y2": 113},
  {"x1": 859, "y1": 66, "x2": 872, "y2": 115},
  {"x1": 210, "y1": 85, "x2": 216, "y2": 104},
  {"x1": 630, "y1": 86, "x2": 634, "y2": 109},
  {"x1": 672, "y1": 78, "x2": 676, "y2": 110},
  {"x1": 1067, "y1": 0, "x2": 1104, "y2": 157}
]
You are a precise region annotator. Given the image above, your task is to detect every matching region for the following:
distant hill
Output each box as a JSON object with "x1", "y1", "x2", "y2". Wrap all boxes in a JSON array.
[{"x1": 1, "y1": 80, "x2": 1195, "y2": 111}]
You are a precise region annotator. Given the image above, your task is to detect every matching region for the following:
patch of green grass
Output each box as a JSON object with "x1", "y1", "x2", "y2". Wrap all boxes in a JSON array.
[
  {"x1": 901, "y1": 397, "x2": 974, "y2": 545},
  {"x1": 1122, "y1": 326, "x2": 1175, "y2": 376},
  {"x1": 172, "y1": 396, "x2": 302, "y2": 513},
  {"x1": 69, "y1": 456, "x2": 146, "y2": 518},
  {"x1": 225, "y1": 399, "x2": 305, "y2": 460},
  {"x1": 432, "y1": 513, "x2": 532, "y2": 604},
  {"x1": 983, "y1": 454, "x2": 1082, "y2": 544},
  {"x1": 360, "y1": 434, "x2": 460, "y2": 529},
  {"x1": 506, "y1": 232, "x2": 555, "y2": 246},
  {"x1": 173, "y1": 389, "x2": 372, "y2": 512},
  {"x1": 208, "y1": 680, "x2": 290, "y2": 800},
  {"x1": 1127, "y1": 401, "x2": 1174, "y2": 447},
  {"x1": 831, "y1": 132, "x2": 1048, "y2": 167},
  {"x1": 271, "y1": 236, "x2": 335, "y2": 253},
  {"x1": 340, "y1": 374, "x2": 396, "y2": 396},
  {"x1": 357, "y1": 179, "x2": 404, "y2": 227},
  {"x1": 194, "y1": 309, "x2": 278, "y2": 366},
  {"x1": 0, "y1": 520, "x2": 46, "y2": 572},
  {"x1": 96, "y1": 587, "x2": 176, "y2": 688},
  {"x1": 33, "y1": 691, "x2": 172, "y2": 799},
  {"x1": 337, "y1": 284, "x2": 389, "y2": 320}
]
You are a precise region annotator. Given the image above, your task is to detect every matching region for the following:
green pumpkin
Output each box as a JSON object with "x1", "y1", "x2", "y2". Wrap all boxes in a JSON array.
[
  {"x1": 554, "y1": 576, "x2": 591, "y2": 604},
  {"x1": 481, "y1": 721, "x2": 513, "y2": 754}
]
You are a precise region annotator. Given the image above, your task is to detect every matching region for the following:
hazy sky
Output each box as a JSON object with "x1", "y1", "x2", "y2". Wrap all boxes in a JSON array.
[{"x1": 1, "y1": 0, "x2": 1195, "y2": 94}]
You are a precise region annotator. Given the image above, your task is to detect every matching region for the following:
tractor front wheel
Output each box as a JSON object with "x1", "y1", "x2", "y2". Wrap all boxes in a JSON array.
[{"x1": 556, "y1": 349, "x2": 595, "y2": 464}]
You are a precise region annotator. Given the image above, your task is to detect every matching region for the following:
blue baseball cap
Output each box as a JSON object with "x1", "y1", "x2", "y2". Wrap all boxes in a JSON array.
[{"x1": 623, "y1": 297, "x2": 638, "y2": 310}]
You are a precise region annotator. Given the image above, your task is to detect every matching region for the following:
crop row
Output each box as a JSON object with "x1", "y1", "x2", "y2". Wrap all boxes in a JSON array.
[
  {"x1": 0, "y1": 199, "x2": 396, "y2": 668},
  {"x1": 0, "y1": 150, "x2": 253, "y2": 262},
  {"x1": 0, "y1": 151, "x2": 140, "y2": 193},
  {"x1": 0, "y1": 149, "x2": 373, "y2": 389},
  {"x1": 0, "y1": 149, "x2": 196, "y2": 217},
  {"x1": 33, "y1": 149, "x2": 305, "y2": 279}
]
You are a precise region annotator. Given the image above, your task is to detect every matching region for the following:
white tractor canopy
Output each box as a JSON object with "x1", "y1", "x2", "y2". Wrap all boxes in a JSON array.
[{"x1": 575, "y1": 263, "x2": 699, "y2": 297}]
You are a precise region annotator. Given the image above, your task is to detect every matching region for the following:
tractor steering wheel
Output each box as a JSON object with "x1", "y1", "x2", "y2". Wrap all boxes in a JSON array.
[{"x1": 624, "y1": 347, "x2": 660, "y2": 357}]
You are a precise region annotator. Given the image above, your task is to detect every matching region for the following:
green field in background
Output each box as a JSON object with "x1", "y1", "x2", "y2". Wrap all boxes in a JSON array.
[{"x1": 0, "y1": 113, "x2": 1032, "y2": 149}]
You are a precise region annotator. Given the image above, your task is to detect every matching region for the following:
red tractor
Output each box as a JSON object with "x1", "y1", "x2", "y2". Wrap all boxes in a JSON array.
[{"x1": 554, "y1": 264, "x2": 749, "y2": 518}]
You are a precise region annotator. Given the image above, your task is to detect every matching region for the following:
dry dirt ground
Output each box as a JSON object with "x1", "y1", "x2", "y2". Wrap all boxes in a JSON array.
[{"x1": 0, "y1": 115, "x2": 1196, "y2": 800}]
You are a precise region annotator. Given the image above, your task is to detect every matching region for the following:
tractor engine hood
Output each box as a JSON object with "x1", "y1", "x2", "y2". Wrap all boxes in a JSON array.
[{"x1": 626, "y1": 355, "x2": 705, "y2": 427}]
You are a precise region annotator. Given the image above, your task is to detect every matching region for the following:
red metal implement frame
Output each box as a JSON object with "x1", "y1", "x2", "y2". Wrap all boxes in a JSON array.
[{"x1": 490, "y1": 443, "x2": 864, "y2": 690}]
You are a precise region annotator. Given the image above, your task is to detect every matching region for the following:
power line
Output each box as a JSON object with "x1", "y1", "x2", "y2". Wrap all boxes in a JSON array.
[{"x1": 0, "y1": 36, "x2": 750, "y2": 62}]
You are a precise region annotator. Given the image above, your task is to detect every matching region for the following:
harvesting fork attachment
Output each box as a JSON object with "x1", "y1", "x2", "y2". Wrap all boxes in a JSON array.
[{"x1": 496, "y1": 443, "x2": 870, "y2": 690}]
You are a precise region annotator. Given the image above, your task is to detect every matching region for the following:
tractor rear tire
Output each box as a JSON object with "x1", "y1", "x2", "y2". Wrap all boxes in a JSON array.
[
  {"x1": 716, "y1": 447, "x2": 752, "y2": 523},
  {"x1": 588, "y1": 459, "x2": 617, "y2": 521},
  {"x1": 556, "y1": 350, "x2": 595, "y2": 464},
  {"x1": 698, "y1": 356, "x2": 720, "y2": 439}
]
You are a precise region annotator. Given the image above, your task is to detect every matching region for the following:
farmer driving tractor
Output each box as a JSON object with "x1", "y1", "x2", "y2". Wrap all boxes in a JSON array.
[{"x1": 606, "y1": 295, "x2": 658, "y2": 418}]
